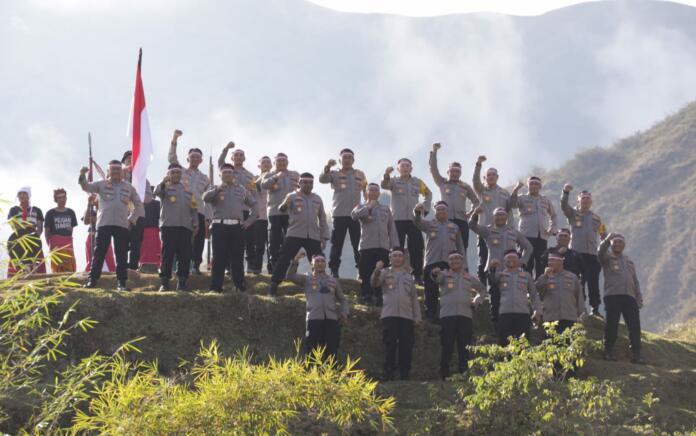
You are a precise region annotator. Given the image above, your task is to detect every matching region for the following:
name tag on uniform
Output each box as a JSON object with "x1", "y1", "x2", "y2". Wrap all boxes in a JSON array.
[
  {"x1": 297, "y1": 206, "x2": 303, "y2": 212},
  {"x1": 398, "y1": 188, "x2": 404, "y2": 193},
  {"x1": 527, "y1": 206, "x2": 533, "y2": 213},
  {"x1": 430, "y1": 231, "x2": 437, "y2": 238},
  {"x1": 549, "y1": 283, "x2": 556, "y2": 289},
  {"x1": 612, "y1": 264, "x2": 620, "y2": 271},
  {"x1": 340, "y1": 183, "x2": 347, "y2": 189},
  {"x1": 575, "y1": 220, "x2": 582, "y2": 227},
  {"x1": 169, "y1": 196, "x2": 177, "y2": 203},
  {"x1": 502, "y1": 282, "x2": 508, "y2": 288},
  {"x1": 388, "y1": 284, "x2": 395, "y2": 289},
  {"x1": 445, "y1": 187, "x2": 451, "y2": 194}
]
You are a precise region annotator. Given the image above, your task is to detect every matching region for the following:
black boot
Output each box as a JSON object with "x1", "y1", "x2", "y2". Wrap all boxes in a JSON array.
[
  {"x1": 235, "y1": 280, "x2": 247, "y2": 293},
  {"x1": 117, "y1": 281, "x2": 130, "y2": 292},
  {"x1": 630, "y1": 350, "x2": 646, "y2": 365},
  {"x1": 158, "y1": 277, "x2": 170, "y2": 292},
  {"x1": 268, "y1": 282, "x2": 279, "y2": 298},
  {"x1": 83, "y1": 278, "x2": 99, "y2": 289},
  {"x1": 603, "y1": 349, "x2": 617, "y2": 361},
  {"x1": 176, "y1": 277, "x2": 188, "y2": 291}
]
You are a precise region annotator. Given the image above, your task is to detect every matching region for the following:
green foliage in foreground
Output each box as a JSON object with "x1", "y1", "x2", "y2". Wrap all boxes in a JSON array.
[
  {"x1": 458, "y1": 324, "x2": 660, "y2": 434},
  {"x1": 71, "y1": 342, "x2": 395, "y2": 435}
]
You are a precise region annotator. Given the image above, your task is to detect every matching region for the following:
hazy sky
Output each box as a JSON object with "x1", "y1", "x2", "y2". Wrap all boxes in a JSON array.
[
  {"x1": 308, "y1": 0, "x2": 696, "y2": 16},
  {"x1": 2, "y1": 0, "x2": 696, "y2": 274}
]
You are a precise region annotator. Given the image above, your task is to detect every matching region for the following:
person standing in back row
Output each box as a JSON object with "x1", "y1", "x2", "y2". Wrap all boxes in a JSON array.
[
  {"x1": 381, "y1": 157, "x2": 433, "y2": 285},
  {"x1": 510, "y1": 176, "x2": 558, "y2": 279},
  {"x1": 429, "y1": 143, "x2": 479, "y2": 250},
  {"x1": 472, "y1": 155, "x2": 511, "y2": 288},
  {"x1": 319, "y1": 148, "x2": 367, "y2": 278},
  {"x1": 261, "y1": 153, "x2": 300, "y2": 274},
  {"x1": 561, "y1": 184, "x2": 607, "y2": 317},
  {"x1": 168, "y1": 129, "x2": 211, "y2": 275}
]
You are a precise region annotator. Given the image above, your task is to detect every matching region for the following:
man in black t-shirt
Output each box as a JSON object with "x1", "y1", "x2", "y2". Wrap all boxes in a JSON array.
[
  {"x1": 7, "y1": 186, "x2": 46, "y2": 276},
  {"x1": 44, "y1": 188, "x2": 78, "y2": 273}
]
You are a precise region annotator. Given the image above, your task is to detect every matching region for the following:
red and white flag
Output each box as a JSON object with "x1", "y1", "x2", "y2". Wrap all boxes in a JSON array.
[{"x1": 127, "y1": 48, "x2": 153, "y2": 199}]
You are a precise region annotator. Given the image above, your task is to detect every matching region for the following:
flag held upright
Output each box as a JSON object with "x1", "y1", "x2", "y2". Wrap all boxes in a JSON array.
[{"x1": 127, "y1": 48, "x2": 153, "y2": 199}]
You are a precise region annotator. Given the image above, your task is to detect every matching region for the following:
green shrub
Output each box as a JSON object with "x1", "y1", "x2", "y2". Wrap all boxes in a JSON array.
[
  {"x1": 459, "y1": 323, "x2": 658, "y2": 434},
  {"x1": 71, "y1": 341, "x2": 395, "y2": 435}
]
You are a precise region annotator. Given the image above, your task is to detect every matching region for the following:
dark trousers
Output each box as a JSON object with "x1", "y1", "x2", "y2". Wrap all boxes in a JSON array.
[
  {"x1": 580, "y1": 253, "x2": 602, "y2": 310},
  {"x1": 450, "y1": 218, "x2": 470, "y2": 250},
  {"x1": 358, "y1": 248, "x2": 390, "y2": 303},
  {"x1": 270, "y1": 236, "x2": 323, "y2": 284},
  {"x1": 91, "y1": 225, "x2": 129, "y2": 282},
  {"x1": 251, "y1": 219, "x2": 268, "y2": 272},
  {"x1": 305, "y1": 318, "x2": 341, "y2": 360},
  {"x1": 553, "y1": 319, "x2": 576, "y2": 335},
  {"x1": 160, "y1": 227, "x2": 193, "y2": 280},
  {"x1": 328, "y1": 216, "x2": 361, "y2": 274},
  {"x1": 440, "y1": 316, "x2": 473, "y2": 377},
  {"x1": 394, "y1": 220, "x2": 424, "y2": 280},
  {"x1": 192, "y1": 213, "x2": 206, "y2": 268},
  {"x1": 424, "y1": 261, "x2": 449, "y2": 319},
  {"x1": 604, "y1": 295, "x2": 642, "y2": 353},
  {"x1": 242, "y1": 210, "x2": 255, "y2": 270},
  {"x1": 526, "y1": 236, "x2": 547, "y2": 279},
  {"x1": 127, "y1": 217, "x2": 144, "y2": 269},
  {"x1": 382, "y1": 317, "x2": 415, "y2": 380},
  {"x1": 210, "y1": 224, "x2": 244, "y2": 288},
  {"x1": 477, "y1": 236, "x2": 489, "y2": 287},
  {"x1": 268, "y1": 214, "x2": 289, "y2": 273},
  {"x1": 497, "y1": 313, "x2": 531, "y2": 345},
  {"x1": 489, "y1": 281, "x2": 500, "y2": 324}
]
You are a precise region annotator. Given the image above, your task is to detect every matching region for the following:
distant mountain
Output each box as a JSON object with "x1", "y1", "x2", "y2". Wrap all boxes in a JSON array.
[{"x1": 534, "y1": 101, "x2": 696, "y2": 332}]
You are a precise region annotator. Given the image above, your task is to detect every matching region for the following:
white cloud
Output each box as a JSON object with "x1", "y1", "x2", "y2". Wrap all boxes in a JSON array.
[
  {"x1": 592, "y1": 20, "x2": 696, "y2": 140},
  {"x1": 369, "y1": 14, "x2": 538, "y2": 184}
]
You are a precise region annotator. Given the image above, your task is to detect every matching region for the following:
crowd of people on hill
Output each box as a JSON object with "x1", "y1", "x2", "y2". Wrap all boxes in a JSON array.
[{"x1": 5, "y1": 134, "x2": 645, "y2": 380}]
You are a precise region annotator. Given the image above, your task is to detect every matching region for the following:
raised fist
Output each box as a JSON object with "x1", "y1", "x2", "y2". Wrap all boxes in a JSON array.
[
  {"x1": 544, "y1": 267, "x2": 554, "y2": 276},
  {"x1": 563, "y1": 184, "x2": 573, "y2": 193},
  {"x1": 80, "y1": 167, "x2": 89, "y2": 175},
  {"x1": 294, "y1": 250, "x2": 306, "y2": 261},
  {"x1": 327, "y1": 159, "x2": 337, "y2": 167},
  {"x1": 375, "y1": 261, "x2": 385, "y2": 270},
  {"x1": 431, "y1": 267, "x2": 441, "y2": 276},
  {"x1": 226, "y1": 141, "x2": 235, "y2": 149},
  {"x1": 385, "y1": 166, "x2": 394, "y2": 174},
  {"x1": 477, "y1": 155, "x2": 487, "y2": 165},
  {"x1": 473, "y1": 205, "x2": 484, "y2": 215},
  {"x1": 432, "y1": 142, "x2": 441, "y2": 151},
  {"x1": 173, "y1": 129, "x2": 183, "y2": 138},
  {"x1": 414, "y1": 203, "x2": 425, "y2": 214}
]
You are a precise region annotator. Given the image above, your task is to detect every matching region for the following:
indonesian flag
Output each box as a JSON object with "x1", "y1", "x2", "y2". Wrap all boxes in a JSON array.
[{"x1": 127, "y1": 48, "x2": 153, "y2": 200}]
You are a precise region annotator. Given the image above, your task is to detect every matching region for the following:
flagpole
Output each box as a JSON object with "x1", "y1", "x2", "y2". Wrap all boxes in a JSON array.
[{"x1": 88, "y1": 132, "x2": 97, "y2": 263}]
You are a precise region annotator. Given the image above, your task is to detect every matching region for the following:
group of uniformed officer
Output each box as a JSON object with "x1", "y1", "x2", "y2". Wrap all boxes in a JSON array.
[{"x1": 69, "y1": 134, "x2": 645, "y2": 380}]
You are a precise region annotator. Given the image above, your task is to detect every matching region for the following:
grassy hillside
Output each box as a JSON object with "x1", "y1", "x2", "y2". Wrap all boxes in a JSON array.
[
  {"x1": 4, "y1": 272, "x2": 695, "y2": 433},
  {"x1": 528, "y1": 100, "x2": 696, "y2": 332}
]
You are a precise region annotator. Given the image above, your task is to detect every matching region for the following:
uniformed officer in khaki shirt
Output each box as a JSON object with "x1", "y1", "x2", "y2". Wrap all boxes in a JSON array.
[
  {"x1": 79, "y1": 160, "x2": 143, "y2": 291},
  {"x1": 319, "y1": 148, "x2": 368, "y2": 278}
]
